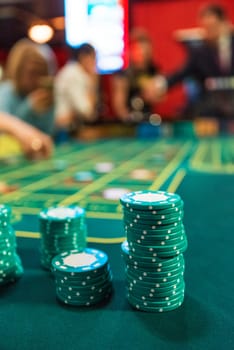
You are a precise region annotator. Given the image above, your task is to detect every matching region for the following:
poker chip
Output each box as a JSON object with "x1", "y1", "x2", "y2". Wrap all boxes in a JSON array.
[
  {"x1": 120, "y1": 190, "x2": 187, "y2": 312},
  {"x1": 52, "y1": 248, "x2": 113, "y2": 306},
  {"x1": 120, "y1": 190, "x2": 182, "y2": 210},
  {"x1": 94, "y1": 162, "x2": 114, "y2": 173},
  {"x1": 130, "y1": 169, "x2": 155, "y2": 180},
  {"x1": 73, "y1": 171, "x2": 94, "y2": 182},
  {"x1": 53, "y1": 159, "x2": 68, "y2": 171},
  {"x1": 0, "y1": 204, "x2": 24, "y2": 286},
  {"x1": 39, "y1": 206, "x2": 87, "y2": 270}
]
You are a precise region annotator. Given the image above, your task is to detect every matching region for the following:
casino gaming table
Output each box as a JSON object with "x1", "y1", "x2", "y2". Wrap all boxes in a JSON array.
[{"x1": 0, "y1": 135, "x2": 234, "y2": 350}]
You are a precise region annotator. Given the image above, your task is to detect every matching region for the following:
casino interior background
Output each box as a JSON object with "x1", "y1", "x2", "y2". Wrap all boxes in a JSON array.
[
  {"x1": 1, "y1": 1, "x2": 234, "y2": 350},
  {"x1": 0, "y1": 0, "x2": 234, "y2": 120}
]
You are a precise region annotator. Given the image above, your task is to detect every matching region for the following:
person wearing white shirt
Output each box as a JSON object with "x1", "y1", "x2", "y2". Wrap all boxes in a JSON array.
[{"x1": 55, "y1": 43, "x2": 98, "y2": 130}]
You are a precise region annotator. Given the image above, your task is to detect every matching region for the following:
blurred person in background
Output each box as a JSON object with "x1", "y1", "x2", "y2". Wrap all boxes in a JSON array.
[
  {"x1": 55, "y1": 43, "x2": 99, "y2": 132},
  {"x1": 111, "y1": 28, "x2": 161, "y2": 123},
  {"x1": 146, "y1": 3, "x2": 234, "y2": 120},
  {"x1": 0, "y1": 38, "x2": 56, "y2": 135}
]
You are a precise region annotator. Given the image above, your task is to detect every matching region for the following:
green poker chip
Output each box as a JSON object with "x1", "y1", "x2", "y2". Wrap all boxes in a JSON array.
[
  {"x1": 39, "y1": 206, "x2": 85, "y2": 221},
  {"x1": 127, "y1": 293, "x2": 184, "y2": 312},
  {"x1": 0, "y1": 204, "x2": 24, "y2": 285},
  {"x1": 120, "y1": 190, "x2": 187, "y2": 312},
  {"x1": 52, "y1": 248, "x2": 113, "y2": 307},
  {"x1": 39, "y1": 205, "x2": 87, "y2": 270},
  {"x1": 52, "y1": 248, "x2": 108, "y2": 273},
  {"x1": 120, "y1": 190, "x2": 182, "y2": 210}
]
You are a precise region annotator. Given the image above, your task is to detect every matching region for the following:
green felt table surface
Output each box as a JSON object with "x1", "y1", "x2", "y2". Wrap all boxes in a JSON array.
[{"x1": 0, "y1": 137, "x2": 234, "y2": 350}]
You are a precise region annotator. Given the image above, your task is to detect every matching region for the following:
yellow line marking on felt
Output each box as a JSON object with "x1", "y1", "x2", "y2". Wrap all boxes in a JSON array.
[
  {"x1": 0, "y1": 140, "x2": 126, "y2": 201},
  {"x1": 166, "y1": 168, "x2": 187, "y2": 193},
  {"x1": 16, "y1": 231, "x2": 125, "y2": 244},
  {"x1": 211, "y1": 139, "x2": 221, "y2": 167},
  {"x1": 190, "y1": 141, "x2": 208, "y2": 169},
  {"x1": 149, "y1": 142, "x2": 191, "y2": 191},
  {"x1": 59, "y1": 141, "x2": 169, "y2": 206}
]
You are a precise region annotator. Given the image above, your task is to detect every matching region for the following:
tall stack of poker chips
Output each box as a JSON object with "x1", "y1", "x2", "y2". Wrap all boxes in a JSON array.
[
  {"x1": 0, "y1": 204, "x2": 24, "y2": 285},
  {"x1": 51, "y1": 248, "x2": 113, "y2": 306},
  {"x1": 39, "y1": 206, "x2": 87, "y2": 270},
  {"x1": 120, "y1": 190, "x2": 187, "y2": 312}
]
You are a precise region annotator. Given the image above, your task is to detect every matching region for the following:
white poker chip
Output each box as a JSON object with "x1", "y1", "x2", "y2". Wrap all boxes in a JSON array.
[{"x1": 95, "y1": 162, "x2": 114, "y2": 173}]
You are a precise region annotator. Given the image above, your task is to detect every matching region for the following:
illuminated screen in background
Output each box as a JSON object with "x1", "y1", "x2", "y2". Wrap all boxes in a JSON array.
[{"x1": 64, "y1": 0, "x2": 129, "y2": 74}]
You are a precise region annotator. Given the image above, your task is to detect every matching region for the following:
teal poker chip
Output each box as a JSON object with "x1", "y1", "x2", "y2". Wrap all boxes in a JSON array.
[
  {"x1": 123, "y1": 209, "x2": 184, "y2": 220},
  {"x1": 39, "y1": 206, "x2": 85, "y2": 221},
  {"x1": 52, "y1": 248, "x2": 108, "y2": 273},
  {"x1": 73, "y1": 171, "x2": 94, "y2": 182},
  {"x1": 127, "y1": 281, "x2": 185, "y2": 297},
  {"x1": 127, "y1": 289, "x2": 184, "y2": 305},
  {"x1": 122, "y1": 203, "x2": 184, "y2": 217},
  {"x1": 39, "y1": 205, "x2": 87, "y2": 270},
  {"x1": 0, "y1": 204, "x2": 11, "y2": 217},
  {"x1": 52, "y1": 247, "x2": 113, "y2": 307},
  {"x1": 123, "y1": 213, "x2": 183, "y2": 228},
  {"x1": 126, "y1": 264, "x2": 185, "y2": 278},
  {"x1": 121, "y1": 241, "x2": 184, "y2": 265},
  {"x1": 124, "y1": 216, "x2": 183, "y2": 229},
  {"x1": 56, "y1": 289, "x2": 112, "y2": 306},
  {"x1": 125, "y1": 223, "x2": 185, "y2": 236},
  {"x1": 53, "y1": 159, "x2": 68, "y2": 171},
  {"x1": 126, "y1": 230, "x2": 186, "y2": 245},
  {"x1": 127, "y1": 293, "x2": 184, "y2": 312},
  {"x1": 0, "y1": 205, "x2": 24, "y2": 285},
  {"x1": 120, "y1": 190, "x2": 182, "y2": 210},
  {"x1": 126, "y1": 269, "x2": 183, "y2": 286}
]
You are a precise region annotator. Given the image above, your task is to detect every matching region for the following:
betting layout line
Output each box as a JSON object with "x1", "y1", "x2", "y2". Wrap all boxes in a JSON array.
[
  {"x1": 0, "y1": 140, "x2": 129, "y2": 202},
  {"x1": 189, "y1": 140, "x2": 208, "y2": 169},
  {"x1": 190, "y1": 138, "x2": 234, "y2": 173},
  {"x1": 58, "y1": 139, "x2": 175, "y2": 206},
  {"x1": 166, "y1": 168, "x2": 187, "y2": 193},
  {"x1": 149, "y1": 141, "x2": 192, "y2": 190},
  {"x1": 1, "y1": 139, "x2": 121, "y2": 180},
  {"x1": 211, "y1": 139, "x2": 222, "y2": 167},
  {"x1": 16, "y1": 230, "x2": 125, "y2": 244}
]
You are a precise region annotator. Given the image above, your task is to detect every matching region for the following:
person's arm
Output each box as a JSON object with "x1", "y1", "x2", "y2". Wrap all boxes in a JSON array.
[
  {"x1": 166, "y1": 58, "x2": 194, "y2": 88},
  {"x1": 142, "y1": 51, "x2": 196, "y2": 103},
  {"x1": 111, "y1": 74, "x2": 131, "y2": 121},
  {"x1": 0, "y1": 112, "x2": 53, "y2": 159}
]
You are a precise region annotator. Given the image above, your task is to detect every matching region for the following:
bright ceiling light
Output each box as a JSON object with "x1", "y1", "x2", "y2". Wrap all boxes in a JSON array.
[{"x1": 28, "y1": 24, "x2": 54, "y2": 44}]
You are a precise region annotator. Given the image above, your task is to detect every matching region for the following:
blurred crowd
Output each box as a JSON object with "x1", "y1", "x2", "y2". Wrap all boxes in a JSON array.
[{"x1": 0, "y1": 3, "x2": 234, "y2": 160}]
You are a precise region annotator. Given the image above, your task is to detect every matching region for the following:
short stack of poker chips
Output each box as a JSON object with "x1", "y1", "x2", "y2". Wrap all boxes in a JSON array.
[
  {"x1": 0, "y1": 204, "x2": 24, "y2": 286},
  {"x1": 120, "y1": 190, "x2": 187, "y2": 312},
  {"x1": 51, "y1": 248, "x2": 113, "y2": 306},
  {"x1": 39, "y1": 206, "x2": 87, "y2": 270}
]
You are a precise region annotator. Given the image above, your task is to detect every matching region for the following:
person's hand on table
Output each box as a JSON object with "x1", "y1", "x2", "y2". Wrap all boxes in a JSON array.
[
  {"x1": 4, "y1": 115, "x2": 53, "y2": 160},
  {"x1": 14, "y1": 124, "x2": 53, "y2": 159}
]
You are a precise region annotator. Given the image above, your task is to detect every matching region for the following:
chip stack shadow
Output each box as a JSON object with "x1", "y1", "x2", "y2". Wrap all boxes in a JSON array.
[
  {"x1": 120, "y1": 190, "x2": 187, "y2": 312},
  {"x1": 39, "y1": 206, "x2": 87, "y2": 270}
]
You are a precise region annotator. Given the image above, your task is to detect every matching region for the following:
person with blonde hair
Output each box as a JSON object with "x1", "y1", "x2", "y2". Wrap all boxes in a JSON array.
[{"x1": 0, "y1": 38, "x2": 56, "y2": 135}]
